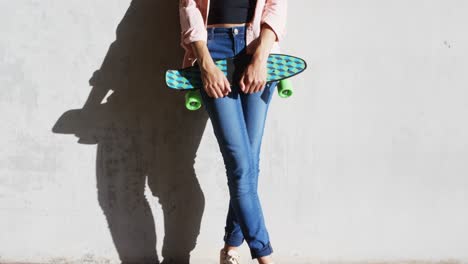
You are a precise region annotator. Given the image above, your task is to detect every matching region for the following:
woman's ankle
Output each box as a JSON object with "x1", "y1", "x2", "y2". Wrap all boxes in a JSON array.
[
  {"x1": 223, "y1": 243, "x2": 239, "y2": 252},
  {"x1": 256, "y1": 254, "x2": 274, "y2": 264}
]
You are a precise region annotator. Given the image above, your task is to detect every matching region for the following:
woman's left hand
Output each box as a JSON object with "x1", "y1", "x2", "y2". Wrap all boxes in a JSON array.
[
  {"x1": 239, "y1": 23, "x2": 277, "y2": 94},
  {"x1": 239, "y1": 57, "x2": 268, "y2": 94}
]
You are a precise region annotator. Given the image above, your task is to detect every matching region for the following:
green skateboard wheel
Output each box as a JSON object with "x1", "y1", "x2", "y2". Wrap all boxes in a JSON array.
[
  {"x1": 277, "y1": 79, "x2": 293, "y2": 98},
  {"x1": 185, "y1": 90, "x2": 202, "y2": 111}
]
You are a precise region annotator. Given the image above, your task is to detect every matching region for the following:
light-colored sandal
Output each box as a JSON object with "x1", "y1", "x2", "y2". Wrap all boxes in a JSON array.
[{"x1": 219, "y1": 248, "x2": 241, "y2": 264}]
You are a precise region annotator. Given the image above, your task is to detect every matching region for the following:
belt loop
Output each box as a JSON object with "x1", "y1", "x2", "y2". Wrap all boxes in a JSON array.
[{"x1": 207, "y1": 27, "x2": 212, "y2": 40}]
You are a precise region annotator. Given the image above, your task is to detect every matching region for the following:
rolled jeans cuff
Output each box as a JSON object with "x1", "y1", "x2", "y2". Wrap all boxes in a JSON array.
[
  {"x1": 224, "y1": 231, "x2": 244, "y2": 247},
  {"x1": 250, "y1": 241, "x2": 273, "y2": 259}
]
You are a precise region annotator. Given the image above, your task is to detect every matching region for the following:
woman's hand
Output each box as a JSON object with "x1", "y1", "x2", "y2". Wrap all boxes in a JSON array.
[
  {"x1": 239, "y1": 23, "x2": 277, "y2": 94},
  {"x1": 239, "y1": 58, "x2": 268, "y2": 94},
  {"x1": 191, "y1": 40, "x2": 231, "y2": 98},
  {"x1": 200, "y1": 62, "x2": 231, "y2": 98}
]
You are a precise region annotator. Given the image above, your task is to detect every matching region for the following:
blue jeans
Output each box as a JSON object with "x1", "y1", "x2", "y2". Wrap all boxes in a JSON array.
[{"x1": 199, "y1": 25, "x2": 278, "y2": 259}]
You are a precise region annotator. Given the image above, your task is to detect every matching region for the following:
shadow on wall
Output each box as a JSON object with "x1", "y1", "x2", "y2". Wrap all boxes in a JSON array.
[{"x1": 52, "y1": 0, "x2": 209, "y2": 263}]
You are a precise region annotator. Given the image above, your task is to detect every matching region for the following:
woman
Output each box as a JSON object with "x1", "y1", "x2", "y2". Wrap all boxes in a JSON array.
[{"x1": 179, "y1": 0, "x2": 287, "y2": 263}]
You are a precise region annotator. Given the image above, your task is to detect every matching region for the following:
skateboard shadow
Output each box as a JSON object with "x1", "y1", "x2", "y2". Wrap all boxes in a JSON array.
[{"x1": 52, "y1": 1, "x2": 208, "y2": 263}]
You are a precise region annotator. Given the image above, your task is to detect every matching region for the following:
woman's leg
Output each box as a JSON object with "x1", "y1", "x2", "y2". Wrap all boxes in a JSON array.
[
  {"x1": 201, "y1": 81, "x2": 273, "y2": 258},
  {"x1": 240, "y1": 81, "x2": 278, "y2": 190},
  {"x1": 223, "y1": 80, "x2": 278, "y2": 246},
  {"x1": 199, "y1": 26, "x2": 274, "y2": 259},
  {"x1": 228, "y1": 27, "x2": 278, "y2": 261}
]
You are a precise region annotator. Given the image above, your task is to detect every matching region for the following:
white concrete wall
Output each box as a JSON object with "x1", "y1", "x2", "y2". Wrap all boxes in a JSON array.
[{"x1": 1, "y1": 0, "x2": 467, "y2": 263}]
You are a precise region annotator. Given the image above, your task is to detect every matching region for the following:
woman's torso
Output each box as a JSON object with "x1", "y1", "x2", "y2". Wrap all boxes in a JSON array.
[
  {"x1": 207, "y1": 0, "x2": 256, "y2": 26},
  {"x1": 180, "y1": 0, "x2": 282, "y2": 68}
]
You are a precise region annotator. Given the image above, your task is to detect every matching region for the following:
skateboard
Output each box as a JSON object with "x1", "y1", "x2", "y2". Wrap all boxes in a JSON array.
[{"x1": 165, "y1": 53, "x2": 307, "y2": 110}]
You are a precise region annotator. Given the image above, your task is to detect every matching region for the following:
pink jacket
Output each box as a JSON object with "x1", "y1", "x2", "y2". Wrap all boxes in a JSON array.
[{"x1": 179, "y1": 0, "x2": 288, "y2": 68}]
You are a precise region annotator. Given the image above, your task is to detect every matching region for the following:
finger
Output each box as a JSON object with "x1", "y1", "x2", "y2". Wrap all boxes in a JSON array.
[
  {"x1": 244, "y1": 82, "x2": 250, "y2": 94},
  {"x1": 222, "y1": 86, "x2": 229, "y2": 97},
  {"x1": 208, "y1": 88, "x2": 215, "y2": 98},
  {"x1": 204, "y1": 86, "x2": 212, "y2": 98},
  {"x1": 253, "y1": 82, "x2": 260, "y2": 93},
  {"x1": 259, "y1": 81, "x2": 266, "y2": 92},
  {"x1": 218, "y1": 82, "x2": 227, "y2": 97},
  {"x1": 255, "y1": 83, "x2": 261, "y2": 93},
  {"x1": 239, "y1": 75, "x2": 245, "y2": 92},
  {"x1": 218, "y1": 88, "x2": 225, "y2": 98},
  {"x1": 253, "y1": 84, "x2": 259, "y2": 93},
  {"x1": 244, "y1": 83, "x2": 250, "y2": 94},
  {"x1": 220, "y1": 81, "x2": 227, "y2": 96},
  {"x1": 224, "y1": 78, "x2": 231, "y2": 93},
  {"x1": 256, "y1": 82, "x2": 263, "y2": 93},
  {"x1": 250, "y1": 82, "x2": 257, "y2": 94},
  {"x1": 209, "y1": 85, "x2": 219, "y2": 98},
  {"x1": 224, "y1": 76, "x2": 231, "y2": 92},
  {"x1": 243, "y1": 80, "x2": 250, "y2": 93},
  {"x1": 250, "y1": 81, "x2": 258, "y2": 94},
  {"x1": 260, "y1": 80, "x2": 267, "y2": 92},
  {"x1": 215, "y1": 85, "x2": 224, "y2": 98},
  {"x1": 245, "y1": 79, "x2": 252, "y2": 94},
  {"x1": 249, "y1": 82, "x2": 255, "y2": 94}
]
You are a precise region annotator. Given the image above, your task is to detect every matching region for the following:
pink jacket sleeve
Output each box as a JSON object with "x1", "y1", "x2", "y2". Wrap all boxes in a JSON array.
[
  {"x1": 261, "y1": 0, "x2": 288, "y2": 42},
  {"x1": 179, "y1": 0, "x2": 208, "y2": 45}
]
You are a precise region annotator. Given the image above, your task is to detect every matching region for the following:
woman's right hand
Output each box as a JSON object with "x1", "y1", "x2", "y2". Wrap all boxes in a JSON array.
[
  {"x1": 200, "y1": 62, "x2": 231, "y2": 98},
  {"x1": 190, "y1": 41, "x2": 231, "y2": 98}
]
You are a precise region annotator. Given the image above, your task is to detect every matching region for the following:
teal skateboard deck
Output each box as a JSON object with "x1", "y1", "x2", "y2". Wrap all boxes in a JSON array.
[{"x1": 165, "y1": 53, "x2": 307, "y2": 110}]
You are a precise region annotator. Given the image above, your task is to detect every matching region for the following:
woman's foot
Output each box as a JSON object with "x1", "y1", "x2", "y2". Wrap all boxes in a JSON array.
[{"x1": 219, "y1": 247, "x2": 241, "y2": 264}]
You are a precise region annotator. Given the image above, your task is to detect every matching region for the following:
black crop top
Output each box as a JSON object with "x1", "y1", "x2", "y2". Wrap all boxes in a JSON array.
[{"x1": 207, "y1": 0, "x2": 257, "y2": 25}]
